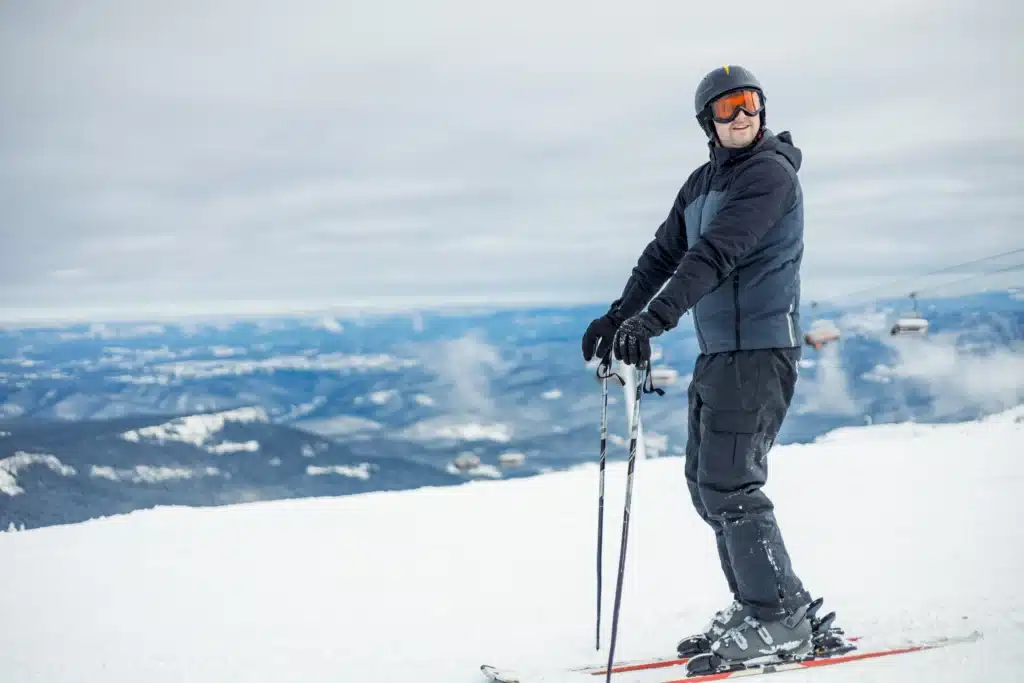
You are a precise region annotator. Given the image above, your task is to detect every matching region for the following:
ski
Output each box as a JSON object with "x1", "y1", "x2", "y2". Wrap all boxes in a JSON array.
[
  {"x1": 480, "y1": 655, "x2": 700, "y2": 683},
  {"x1": 574, "y1": 638, "x2": 861, "y2": 676},
  {"x1": 479, "y1": 630, "x2": 979, "y2": 682},
  {"x1": 567, "y1": 599, "x2": 859, "y2": 677},
  {"x1": 575, "y1": 655, "x2": 693, "y2": 675},
  {"x1": 666, "y1": 630, "x2": 981, "y2": 681}
]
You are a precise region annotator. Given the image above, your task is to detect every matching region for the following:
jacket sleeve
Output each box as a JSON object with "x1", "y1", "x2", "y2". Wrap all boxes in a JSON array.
[
  {"x1": 646, "y1": 157, "x2": 794, "y2": 330},
  {"x1": 609, "y1": 188, "x2": 689, "y2": 320}
]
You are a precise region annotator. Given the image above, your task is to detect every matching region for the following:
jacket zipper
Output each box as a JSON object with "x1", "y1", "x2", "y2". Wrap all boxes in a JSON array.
[{"x1": 733, "y1": 274, "x2": 742, "y2": 350}]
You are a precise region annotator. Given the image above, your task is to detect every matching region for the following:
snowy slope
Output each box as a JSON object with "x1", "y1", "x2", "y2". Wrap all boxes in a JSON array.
[{"x1": 1, "y1": 407, "x2": 1023, "y2": 683}]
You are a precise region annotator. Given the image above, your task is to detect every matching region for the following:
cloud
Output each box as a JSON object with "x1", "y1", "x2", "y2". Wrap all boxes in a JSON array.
[
  {"x1": 1, "y1": 0, "x2": 1021, "y2": 320},
  {"x1": 414, "y1": 332, "x2": 510, "y2": 417},
  {"x1": 798, "y1": 304, "x2": 1024, "y2": 423},
  {"x1": 880, "y1": 332, "x2": 1024, "y2": 420},
  {"x1": 795, "y1": 344, "x2": 860, "y2": 417}
]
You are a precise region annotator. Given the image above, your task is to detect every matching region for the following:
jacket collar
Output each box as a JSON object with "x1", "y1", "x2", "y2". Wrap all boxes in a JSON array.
[{"x1": 709, "y1": 128, "x2": 772, "y2": 167}]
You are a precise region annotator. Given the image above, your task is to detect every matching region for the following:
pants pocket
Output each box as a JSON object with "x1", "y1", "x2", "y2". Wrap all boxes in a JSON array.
[
  {"x1": 699, "y1": 406, "x2": 765, "y2": 493},
  {"x1": 699, "y1": 405, "x2": 773, "y2": 522},
  {"x1": 708, "y1": 408, "x2": 759, "y2": 435}
]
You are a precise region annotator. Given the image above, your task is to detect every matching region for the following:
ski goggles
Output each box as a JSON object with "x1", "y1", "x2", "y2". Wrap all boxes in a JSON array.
[{"x1": 709, "y1": 89, "x2": 764, "y2": 123}]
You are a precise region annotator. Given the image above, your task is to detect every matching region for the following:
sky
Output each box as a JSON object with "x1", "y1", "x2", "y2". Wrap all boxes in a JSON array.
[{"x1": 1, "y1": 0, "x2": 1022, "y2": 322}]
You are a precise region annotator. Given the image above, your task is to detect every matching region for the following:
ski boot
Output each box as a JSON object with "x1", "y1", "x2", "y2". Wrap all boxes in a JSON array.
[
  {"x1": 683, "y1": 598, "x2": 856, "y2": 676},
  {"x1": 676, "y1": 599, "x2": 751, "y2": 657},
  {"x1": 712, "y1": 602, "x2": 813, "y2": 661}
]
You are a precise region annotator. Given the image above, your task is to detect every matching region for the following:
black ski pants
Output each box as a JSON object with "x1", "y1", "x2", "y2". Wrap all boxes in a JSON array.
[{"x1": 685, "y1": 347, "x2": 811, "y2": 622}]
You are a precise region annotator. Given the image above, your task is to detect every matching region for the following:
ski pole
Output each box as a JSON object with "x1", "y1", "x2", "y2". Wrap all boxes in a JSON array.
[
  {"x1": 597, "y1": 361, "x2": 608, "y2": 652},
  {"x1": 604, "y1": 360, "x2": 649, "y2": 683},
  {"x1": 594, "y1": 356, "x2": 622, "y2": 651}
]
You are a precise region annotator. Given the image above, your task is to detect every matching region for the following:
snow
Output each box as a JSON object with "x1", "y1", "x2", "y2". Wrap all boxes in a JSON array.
[
  {"x1": 369, "y1": 389, "x2": 397, "y2": 405},
  {"x1": 154, "y1": 352, "x2": 418, "y2": 379},
  {"x1": 0, "y1": 452, "x2": 76, "y2": 495},
  {"x1": 0, "y1": 402, "x2": 26, "y2": 417},
  {"x1": 498, "y1": 451, "x2": 527, "y2": 466},
  {"x1": 120, "y1": 407, "x2": 268, "y2": 451},
  {"x1": 305, "y1": 463, "x2": 373, "y2": 480},
  {"x1": 52, "y1": 393, "x2": 100, "y2": 420},
  {"x1": 299, "y1": 415, "x2": 384, "y2": 438},
  {"x1": 111, "y1": 373, "x2": 172, "y2": 385},
  {"x1": 313, "y1": 316, "x2": 344, "y2": 333},
  {"x1": 280, "y1": 396, "x2": 328, "y2": 421},
  {"x1": 445, "y1": 461, "x2": 504, "y2": 478},
  {"x1": 401, "y1": 419, "x2": 513, "y2": 443},
  {"x1": 1, "y1": 407, "x2": 1023, "y2": 683},
  {"x1": 89, "y1": 464, "x2": 221, "y2": 484},
  {"x1": 206, "y1": 440, "x2": 260, "y2": 454}
]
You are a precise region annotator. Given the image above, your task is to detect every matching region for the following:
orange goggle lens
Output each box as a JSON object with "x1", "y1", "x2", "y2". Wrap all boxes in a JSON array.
[{"x1": 710, "y1": 89, "x2": 763, "y2": 122}]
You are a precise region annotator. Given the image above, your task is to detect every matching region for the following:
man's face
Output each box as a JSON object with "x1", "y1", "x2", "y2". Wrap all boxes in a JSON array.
[{"x1": 713, "y1": 110, "x2": 760, "y2": 149}]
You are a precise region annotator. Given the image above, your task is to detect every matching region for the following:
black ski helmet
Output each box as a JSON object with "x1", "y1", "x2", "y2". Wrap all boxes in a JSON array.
[{"x1": 694, "y1": 65, "x2": 766, "y2": 139}]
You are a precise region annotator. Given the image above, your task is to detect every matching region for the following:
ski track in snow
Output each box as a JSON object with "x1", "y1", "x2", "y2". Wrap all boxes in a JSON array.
[{"x1": 0, "y1": 407, "x2": 1022, "y2": 682}]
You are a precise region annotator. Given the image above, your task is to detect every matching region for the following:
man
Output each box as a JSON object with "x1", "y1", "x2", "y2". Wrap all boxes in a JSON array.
[{"x1": 581, "y1": 65, "x2": 817, "y2": 664}]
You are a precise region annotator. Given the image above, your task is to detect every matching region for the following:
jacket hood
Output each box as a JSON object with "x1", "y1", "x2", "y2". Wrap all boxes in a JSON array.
[{"x1": 768, "y1": 130, "x2": 802, "y2": 172}]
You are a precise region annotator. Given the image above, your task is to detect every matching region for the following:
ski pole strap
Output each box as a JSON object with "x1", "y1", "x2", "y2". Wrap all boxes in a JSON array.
[
  {"x1": 640, "y1": 362, "x2": 665, "y2": 396},
  {"x1": 596, "y1": 356, "x2": 625, "y2": 386}
]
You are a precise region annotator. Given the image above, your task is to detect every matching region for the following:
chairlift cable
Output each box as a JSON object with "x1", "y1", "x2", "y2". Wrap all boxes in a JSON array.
[
  {"x1": 818, "y1": 245, "x2": 1024, "y2": 306},
  {"x1": 909, "y1": 262, "x2": 1024, "y2": 297},
  {"x1": 802, "y1": 249, "x2": 1022, "y2": 348}
]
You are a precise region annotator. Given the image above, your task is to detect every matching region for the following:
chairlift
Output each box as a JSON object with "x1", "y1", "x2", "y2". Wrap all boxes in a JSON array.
[
  {"x1": 803, "y1": 318, "x2": 841, "y2": 350},
  {"x1": 803, "y1": 303, "x2": 840, "y2": 349},
  {"x1": 890, "y1": 292, "x2": 929, "y2": 336}
]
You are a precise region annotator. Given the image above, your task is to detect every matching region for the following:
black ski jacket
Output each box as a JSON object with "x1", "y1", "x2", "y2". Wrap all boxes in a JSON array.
[{"x1": 613, "y1": 130, "x2": 804, "y2": 353}]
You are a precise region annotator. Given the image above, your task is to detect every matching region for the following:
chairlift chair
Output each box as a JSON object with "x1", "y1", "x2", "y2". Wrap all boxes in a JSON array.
[
  {"x1": 890, "y1": 317, "x2": 929, "y2": 335},
  {"x1": 890, "y1": 292, "x2": 929, "y2": 336},
  {"x1": 803, "y1": 318, "x2": 841, "y2": 350}
]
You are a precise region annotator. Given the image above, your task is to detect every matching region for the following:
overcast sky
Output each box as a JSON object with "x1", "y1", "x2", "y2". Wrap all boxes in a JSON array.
[{"x1": 1, "y1": 0, "x2": 1021, "y2": 322}]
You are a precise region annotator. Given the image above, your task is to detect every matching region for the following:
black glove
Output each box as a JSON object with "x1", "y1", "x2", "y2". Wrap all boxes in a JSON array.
[
  {"x1": 613, "y1": 311, "x2": 667, "y2": 366},
  {"x1": 582, "y1": 311, "x2": 625, "y2": 362}
]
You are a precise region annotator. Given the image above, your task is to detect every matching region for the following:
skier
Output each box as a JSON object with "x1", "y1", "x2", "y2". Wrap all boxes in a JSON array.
[{"x1": 581, "y1": 65, "x2": 819, "y2": 666}]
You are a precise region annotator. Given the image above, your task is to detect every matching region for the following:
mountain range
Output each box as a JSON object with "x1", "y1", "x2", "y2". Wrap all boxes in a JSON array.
[{"x1": 2, "y1": 290, "x2": 1021, "y2": 530}]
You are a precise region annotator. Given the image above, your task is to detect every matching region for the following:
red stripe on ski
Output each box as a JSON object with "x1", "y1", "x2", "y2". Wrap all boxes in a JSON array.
[{"x1": 587, "y1": 657, "x2": 691, "y2": 675}]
